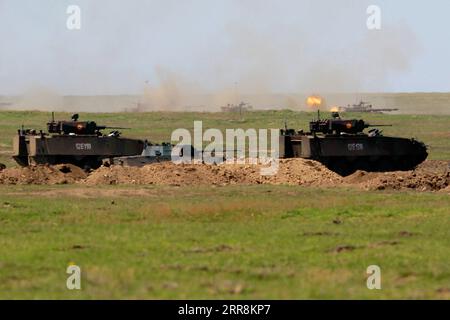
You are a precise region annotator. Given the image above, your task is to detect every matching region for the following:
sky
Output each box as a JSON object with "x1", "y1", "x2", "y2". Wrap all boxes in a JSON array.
[{"x1": 0, "y1": 0, "x2": 449, "y2": 95}]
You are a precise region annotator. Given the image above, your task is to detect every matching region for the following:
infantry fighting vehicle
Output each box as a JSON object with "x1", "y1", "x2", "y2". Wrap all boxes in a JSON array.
[
  {"x1": 13, "y1": 113, "x2": 145, "y2": 169},
  {"x1": 280, "y1": 112, "x2": 428, "y2": 175}
]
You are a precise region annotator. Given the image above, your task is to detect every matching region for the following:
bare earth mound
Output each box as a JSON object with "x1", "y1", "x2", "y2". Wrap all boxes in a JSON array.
[
  {"x1": 79, "y1": 159, "x2": 450, "y2": 191},
  {"x1": 344, "y1": 161, "x2": 450, "y2": 191},
  {"x1": 0, "y1": 160, "x2": 448, "y2": 192},
  {"x1": 0, "y1": 164, "x2": 87, "y2": 185},
  {"x1": 84, "y1": 159, "x2": 343, "y2": 186}
]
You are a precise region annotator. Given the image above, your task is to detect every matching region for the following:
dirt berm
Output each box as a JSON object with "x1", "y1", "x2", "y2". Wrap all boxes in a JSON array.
[
  {"x1": 0, "y1": 159, "x2": 449, "y2": 192},
  {"x1": 85, "y1": 159, "x2": 342, "y2": 186},
  {"x1": 0, "y1": 164, "x2": 87, "y2": 185}
]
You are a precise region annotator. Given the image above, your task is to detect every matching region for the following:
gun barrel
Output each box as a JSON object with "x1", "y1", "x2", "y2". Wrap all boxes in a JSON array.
[
  {"x1": 100, "y1": 126, "x2": 131, "y2": 130},
  {"x1": 373, "y1": 108, "x2": 399, "y2": 112}
]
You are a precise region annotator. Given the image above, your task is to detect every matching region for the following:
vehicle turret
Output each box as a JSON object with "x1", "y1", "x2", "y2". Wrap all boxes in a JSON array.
[
  {"x1": 46, "y1": 113, "x2": 128, "y2": 136},
  {"x1": 308, "y1": 112, "x2": 391, "y2": 135}
]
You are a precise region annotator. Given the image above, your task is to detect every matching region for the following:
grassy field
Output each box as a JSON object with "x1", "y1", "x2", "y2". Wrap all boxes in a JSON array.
[
  {"x1": 0, "y1": 110, "x2": 449, "y2": 299},
  {"x1": 0, "y1": 184, "x2": 449, "y2": 299},
  {"x1": 1, "y1": 110, "x2": 450, "y2": 167}
]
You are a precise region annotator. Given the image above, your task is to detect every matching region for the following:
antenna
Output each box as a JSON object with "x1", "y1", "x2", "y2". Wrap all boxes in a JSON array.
[{"x1": 234, "y1": 81, "x2": 238, "y2": 105}]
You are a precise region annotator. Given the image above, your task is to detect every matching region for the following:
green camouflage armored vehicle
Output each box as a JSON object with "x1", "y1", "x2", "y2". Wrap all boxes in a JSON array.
[
  {"x1": 280, "y1": 112, "x2": 428, "y2": 175},
  {"x1": 13, "y1": 113, "x2": 145, "y2": 170}
]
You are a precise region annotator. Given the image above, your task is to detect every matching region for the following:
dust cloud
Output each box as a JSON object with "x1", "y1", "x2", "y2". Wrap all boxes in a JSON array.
[{"x1": 0, "y1": 2, "x2": 424, "y2": 112}]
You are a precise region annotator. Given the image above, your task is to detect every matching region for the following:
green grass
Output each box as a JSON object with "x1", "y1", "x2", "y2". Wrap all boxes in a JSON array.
[
  {"x1": 1, "y1": 110, "x2": 450, "y2": 167},
  {"x1": 1, "y1": 109, "x2": 449, "y2": 299},
  {"x1": 0, "y1": 184, "x2": 449, "y2": 299}
]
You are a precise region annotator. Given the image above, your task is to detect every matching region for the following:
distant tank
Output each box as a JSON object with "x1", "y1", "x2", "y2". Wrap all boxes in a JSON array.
[
  {"x1": 280, "y1": 112, "x2": 428, "y2": 175},
  {"x1": 13, "y1": 113, "x2": 145, "y2": 170},
  {"x1": 0, "y1": 102, "x2": 12, "y2": 107},
  {"x1": 221, "y1": 101, "x2": 253, "y2": 113},
  {"x1": 339, "y1": 100, "x2": 398, "y2": 113}
]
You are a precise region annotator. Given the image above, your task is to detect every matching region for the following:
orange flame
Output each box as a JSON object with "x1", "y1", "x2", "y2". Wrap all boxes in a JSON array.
[
  {"x1": 306, "y1": 95, "x2": 322, "y2": 107},
  {"x1": 330, "y1": 106, "x2": 340, "y2": 112}
]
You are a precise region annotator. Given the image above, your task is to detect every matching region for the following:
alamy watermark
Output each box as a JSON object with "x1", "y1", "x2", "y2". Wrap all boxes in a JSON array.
[
  {"x1": 66, "y1": 263, "x2": 81, "y2": 290},
  {"x1": 366, "y1": 265, "x2": 381, "y2": 290},
  {"x1": 171, "y1": 121, "x2": 280, "y2": 176},
  {"x1": 66, "y1": 5, "x2": 81, "y2": 30},
  {"x1": 367, "y1": 5, "x2": 381, "y2": 30}
]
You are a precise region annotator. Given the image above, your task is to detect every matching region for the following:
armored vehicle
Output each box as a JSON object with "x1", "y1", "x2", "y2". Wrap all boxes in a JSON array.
[
  {"x1": 280, "y1": 112, "x2": 428, "y2": 175},
  {"x1": 221, "y1": 101, "x2": 253, "y2": 113},
  {"x1": 113, "y1": 142, "x2": 174, "y2": 166},
  {"x1": 13, "y1": 113, "x2": 145, "y2": 169},
  {"x1": 340, "y1": 100, "x2": 398, "y2": 113}
]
